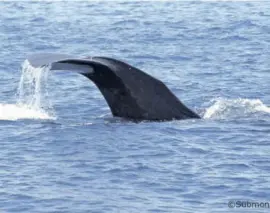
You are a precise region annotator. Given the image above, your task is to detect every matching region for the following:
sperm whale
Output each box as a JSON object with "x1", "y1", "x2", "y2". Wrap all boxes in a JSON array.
[{"x1": 27, "y1": 53, "x2": 200, "y2": 121}]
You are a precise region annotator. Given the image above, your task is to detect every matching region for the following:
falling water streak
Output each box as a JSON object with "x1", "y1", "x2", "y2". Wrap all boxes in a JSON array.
[
  {"x1": 0, "y1": 60, "x2": 55, "y2": 121},
  {"x1": 15, "y1": 60, "x2": 54, "y2": 117}
]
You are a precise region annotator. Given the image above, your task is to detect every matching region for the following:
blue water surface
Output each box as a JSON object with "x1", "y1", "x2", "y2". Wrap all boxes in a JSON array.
[{"x1": 0, "y1": 1, "x2": 270, "y2": 213}]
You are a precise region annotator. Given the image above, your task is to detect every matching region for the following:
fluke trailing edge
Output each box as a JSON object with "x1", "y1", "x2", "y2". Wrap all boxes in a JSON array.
[{"x1": 27, "y1": 53, "x2": 200, "y2": 121}]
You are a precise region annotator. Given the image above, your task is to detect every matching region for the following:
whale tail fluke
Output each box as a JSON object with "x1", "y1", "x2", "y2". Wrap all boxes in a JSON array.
[{"x1": 26, "y1": 53, "x2": 200, "y2": 121}]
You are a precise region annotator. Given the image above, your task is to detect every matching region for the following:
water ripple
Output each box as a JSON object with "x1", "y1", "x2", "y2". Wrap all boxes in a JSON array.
[{"x1": 0, "y1": 1, "x2": 269, "y2": 213}]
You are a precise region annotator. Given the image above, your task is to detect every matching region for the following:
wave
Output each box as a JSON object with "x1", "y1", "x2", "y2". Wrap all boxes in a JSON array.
[{"x1": 203, "y1": 98, "x2": 270, "y2": 119}]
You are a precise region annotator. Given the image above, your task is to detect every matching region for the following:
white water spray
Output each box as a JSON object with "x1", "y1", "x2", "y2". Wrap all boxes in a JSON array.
[
  {"x1": 0, "y1": 60, "x2": 54, "y2": 121},
  {"x1": 203, "y1": 98, "x2": 270, "y2": 119},
  {"x1": 17, "y1": 60, "x2": 50, "y2": 109}
]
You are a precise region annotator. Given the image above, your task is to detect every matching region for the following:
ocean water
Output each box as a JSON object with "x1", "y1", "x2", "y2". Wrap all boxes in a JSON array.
[{"x1": 0, "y1": 1, "x2": 270, "y2": 213}]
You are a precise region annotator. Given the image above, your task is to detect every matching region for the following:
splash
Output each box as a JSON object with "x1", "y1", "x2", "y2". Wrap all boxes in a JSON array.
[
  {"x1": 0, "y1": 60, "x2": 54, "y2": 121},
  {"x1": 17, "y1": 60, "x2": 50, "y2": 109},
  {"x1": 0, "y1": 104, "x2": 52, "y2": 121},
  {"x1": 204, "y1": 98, "x2": 270, "y2": 119}
]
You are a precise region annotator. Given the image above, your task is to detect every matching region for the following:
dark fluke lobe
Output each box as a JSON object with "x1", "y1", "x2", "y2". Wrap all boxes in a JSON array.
[{"x1": 27, "y1": 53, "x2": 200, "y2": 121}]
